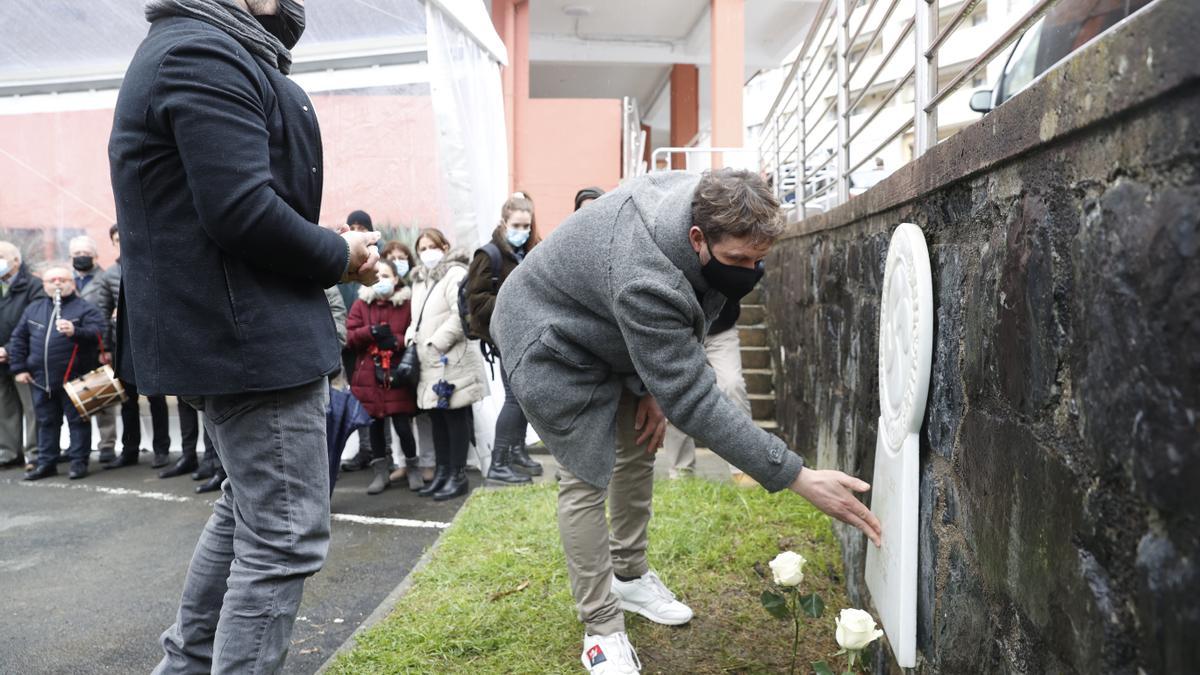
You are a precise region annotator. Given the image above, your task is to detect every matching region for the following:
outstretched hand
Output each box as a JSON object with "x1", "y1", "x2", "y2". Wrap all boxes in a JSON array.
[
  {"x1": 633, "y1": 394, "x2": 667, "y2": 455},
  {"x1": 790, "y1": 468, "x2": 882, "y2": 547}
]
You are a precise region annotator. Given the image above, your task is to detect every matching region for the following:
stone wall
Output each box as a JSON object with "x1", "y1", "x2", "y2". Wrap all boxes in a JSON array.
[{"x1": 763, "y1": 2, "x2": 1198, "y2": 672}]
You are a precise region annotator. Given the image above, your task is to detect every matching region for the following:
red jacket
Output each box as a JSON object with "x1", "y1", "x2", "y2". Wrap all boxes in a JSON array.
[{"x1": 346, "y1": 286, "x2": 417, "y2": 418}]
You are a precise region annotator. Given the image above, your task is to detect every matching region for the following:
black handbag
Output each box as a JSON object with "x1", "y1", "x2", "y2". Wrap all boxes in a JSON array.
[{"x1": 395, "y1": 276, "x2": 442, "y2": 386}]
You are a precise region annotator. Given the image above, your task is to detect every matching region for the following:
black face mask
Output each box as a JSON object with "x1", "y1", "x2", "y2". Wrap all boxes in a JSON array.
[
  {"x1": 700, "y1": 238, "x2": 764, "y2": 302},
  {"x1": 255, "y1": 0, "x2": 306, "y2": 50},
  {"x1": 72, "y1": 256, "x2": 94, "y2": 272}
]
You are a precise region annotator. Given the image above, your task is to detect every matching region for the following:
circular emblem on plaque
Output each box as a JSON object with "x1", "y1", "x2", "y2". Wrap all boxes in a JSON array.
[{"x1": 878, "y1": 223, "x2": 933, "y2": 453}]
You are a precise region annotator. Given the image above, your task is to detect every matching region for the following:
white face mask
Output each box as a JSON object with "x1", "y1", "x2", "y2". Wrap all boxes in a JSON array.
[
  {"x1": 419, "y1": 249, "x2": 445, "y2": 268},
  {"x1": 0, "y1": 259, "x2": 10, "y2": 277},
  {"x1": 394, "y1": 260, "x2": 410, "y2": 277}
]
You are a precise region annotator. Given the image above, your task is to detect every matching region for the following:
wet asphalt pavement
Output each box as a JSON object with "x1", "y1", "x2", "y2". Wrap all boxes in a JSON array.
[{"x1": 0, "y1": 445, "x2": 476, "y2": 674}]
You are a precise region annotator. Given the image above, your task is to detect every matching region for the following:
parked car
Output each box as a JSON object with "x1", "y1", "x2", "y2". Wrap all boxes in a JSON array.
[{"x1": 970, "y1": 0, "x2": 1153, "y2": 113}]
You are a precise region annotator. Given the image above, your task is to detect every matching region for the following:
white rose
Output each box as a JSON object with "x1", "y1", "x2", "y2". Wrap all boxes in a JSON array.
[
  {"x1": 768, "y1": 551, "x2": 806, "y2": 587},
  {"x1": 835, "y1": 608, "x2": 884, "y2": 651}
]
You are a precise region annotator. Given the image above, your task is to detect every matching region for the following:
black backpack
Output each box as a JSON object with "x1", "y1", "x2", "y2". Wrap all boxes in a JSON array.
[{"x1": 458, "y1": 242, "x2": 502, "y2": 349}]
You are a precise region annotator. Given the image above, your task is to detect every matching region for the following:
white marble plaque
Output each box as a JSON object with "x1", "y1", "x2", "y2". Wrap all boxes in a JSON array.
[{"x1": 864, "y1": 223, "x2": 932, "y2": 669}]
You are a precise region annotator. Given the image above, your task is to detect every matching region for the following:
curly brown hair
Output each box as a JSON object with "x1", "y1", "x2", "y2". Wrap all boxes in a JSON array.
[{"x1": 690, "y1": 168, "x2": 784, "y2": 246}]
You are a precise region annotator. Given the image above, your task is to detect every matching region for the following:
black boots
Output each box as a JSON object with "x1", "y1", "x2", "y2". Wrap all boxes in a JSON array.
[
  {"x1": 433, "y1": 467, "x2": 469, "y2": 501},
  {"x1": 23, "y1": 463, "x2": 57, "y2": 481},
  {"x1": 509, "y1": 445, "x2": 544, "y2": 476},
  {"x1": 417, "y1": 465, "x2": 452, "y2": 497},
  {"x1": 151, "y1": 452, "x2": 171, "y2": 469},
  {"x1": 159, "y1": 454, "x2": 198, "y2": 478},
  {"x1": 487, "y1": 446, "x2": 532, "y2": 485},
  {"x1": 340, "y1": 451, "x2": 371, "y2": 473},
  {"x1": 98, "y1": 449, "x2": 117, "y2": 464},
  {"x1": 196, "y1": 466, "x2": 225, "y2": 494},
  {"x1": 191, "y1": 453, "x2": 217, "y2": 481},
  {"x1": 367, "y1": 458, "x2": 391, "y2": 495},
  {"x1": 104, "y1": 449, "x2": 140, "y2": 470}
]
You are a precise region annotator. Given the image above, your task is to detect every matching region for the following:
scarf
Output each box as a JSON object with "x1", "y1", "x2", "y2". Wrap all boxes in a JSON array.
[{"x1": 144, "y1": 0, "x2": 294, "y2": 74}]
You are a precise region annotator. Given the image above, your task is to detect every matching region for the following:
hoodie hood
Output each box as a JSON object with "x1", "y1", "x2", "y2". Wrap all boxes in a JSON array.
[
  {"x1": 411, "y1": 247, "x2": 471, "y2": 285},
  {"x1": 627, "y1": 171, "x2": 707, "y2": 294},
  {"x1": 357, "y1": 284, "x2": 412, "y2": 306}
]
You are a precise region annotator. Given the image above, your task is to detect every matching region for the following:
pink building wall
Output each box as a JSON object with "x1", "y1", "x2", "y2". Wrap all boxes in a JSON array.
[
  {"x1": 516, "y1": 98, "x2": 622, "y2": 235},
  {"x1": 0, "y1": 94, "x2": 444, "y2": 267}
]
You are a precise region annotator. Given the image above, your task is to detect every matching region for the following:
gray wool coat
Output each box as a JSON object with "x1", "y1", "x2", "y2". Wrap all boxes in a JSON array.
[{"x1": 492, "y1": 171, "x2": 805, "y2": 491}]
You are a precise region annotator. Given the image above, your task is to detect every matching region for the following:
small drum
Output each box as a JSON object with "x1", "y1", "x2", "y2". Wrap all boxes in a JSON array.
[{"x1": 64, "y1": 365, "x2": 127, "y2": 420}]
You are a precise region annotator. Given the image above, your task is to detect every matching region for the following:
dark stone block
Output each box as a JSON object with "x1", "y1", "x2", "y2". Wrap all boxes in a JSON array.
[
  {"x1": 926, "y1": 245, "x2": 965, "y2": 459},
  {"x1": 1135, "y1": 533, "x2": 1200, "y2": 673}
]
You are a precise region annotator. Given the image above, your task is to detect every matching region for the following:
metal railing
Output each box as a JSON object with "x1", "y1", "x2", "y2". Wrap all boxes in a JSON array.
[
  {"x1": 648, "y1": 146, "x2": 762, "y2": 173},
  {"x1": 760, "y1": 0, "x2": 1064, "y2": 221}
]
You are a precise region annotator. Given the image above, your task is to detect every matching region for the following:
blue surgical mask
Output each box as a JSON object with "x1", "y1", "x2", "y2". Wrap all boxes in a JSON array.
[
  {"x1": 372, "y1": 279, "x2": 395, "y2": 297},
  {"x1": 506, "y1": 227, "x2": 530, "y2": 248},
  {"x1": 395, "y1": 260, "x2": 410, "y2": 277}
]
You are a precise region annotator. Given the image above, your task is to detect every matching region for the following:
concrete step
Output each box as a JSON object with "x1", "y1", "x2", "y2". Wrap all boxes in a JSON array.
[
  {"x1": 756, "y1": 419, "x2": 785, "y2": 440},
  {"x1": 749, "y1": 393, "x2": 776, "y2": 421},
  {"x1": 739, "y1": 324, "x2": 768, "y2": 347},
  {"x1": 741, "y1": 346, "x2": 771, "y2": 369},
  {"x1": 738, "y1": 303, "x2": 766, "y2": 326},
  {"x1": 743, "y1": 368, "x2": 774, "y2": 396}
]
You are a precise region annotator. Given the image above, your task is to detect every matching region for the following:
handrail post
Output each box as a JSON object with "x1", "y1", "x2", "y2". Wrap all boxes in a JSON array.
[
  {"x1": 835, "y1": 0, "x2": 850, "y2": 205},
  {"x1": 797, "y1": 65, "x2": 808, "y2": 221},
  {"x1": 773, "y1": 116, "x2": 782, "y2": 202},
  {"x1": 914, "y1": 0, "x2": 938, "y2": 156}
]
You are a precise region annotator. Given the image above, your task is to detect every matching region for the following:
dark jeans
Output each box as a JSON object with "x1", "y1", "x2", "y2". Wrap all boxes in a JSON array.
[
  {"x1": 154, "y1": 379, "x2": 328, "y2": 674},
  {"x1": 178, "y1": 399, "x2": 216, "y2": 463},
  {"x1": 494, "y1": 362, "x2": 528, "y2": 450},
  {"x1": 429, "y1": 406, "x2": 471, "y2": 468},
  {"x1": 119, "y1": 380, "x2": 172, "y2": 455},
  {"x1": 32, "y1": 386, "x2": 91, "y2": 468},
  {"x1": 369, "y1": 415, "x2": 415, "y2": 461}
]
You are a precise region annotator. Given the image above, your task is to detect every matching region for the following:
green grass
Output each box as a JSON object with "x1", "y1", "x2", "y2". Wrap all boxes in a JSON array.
[{"x1": 328, "y1": 479, "x2": 849, "y2": 674}]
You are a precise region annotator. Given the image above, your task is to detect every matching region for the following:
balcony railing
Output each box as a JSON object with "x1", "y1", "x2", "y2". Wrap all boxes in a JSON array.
[{"x1": 760, "y1": 0, "x2": 1063, "y2": 221}]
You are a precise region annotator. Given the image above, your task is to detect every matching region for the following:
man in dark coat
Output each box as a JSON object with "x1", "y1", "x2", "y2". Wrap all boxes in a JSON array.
[
  {"x1": 108, "y1": 0, "x2": 379, "y2": 671},
  {"x1": 0, "y1": 242, "x2": 45, "y2": 469},
  {"x1": 3, "y1": 264, "x2": 107, "y2": 480}
]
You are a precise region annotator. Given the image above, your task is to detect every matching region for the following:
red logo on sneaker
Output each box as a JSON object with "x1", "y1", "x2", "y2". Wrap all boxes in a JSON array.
[{"x1": 587, "y1": 645, "x2": 607, "y2": 666}]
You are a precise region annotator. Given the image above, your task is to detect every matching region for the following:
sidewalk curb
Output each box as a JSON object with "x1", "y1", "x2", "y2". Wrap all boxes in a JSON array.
[{"x1": 313, "y1": 501, "x2": 460, "y2": 673}]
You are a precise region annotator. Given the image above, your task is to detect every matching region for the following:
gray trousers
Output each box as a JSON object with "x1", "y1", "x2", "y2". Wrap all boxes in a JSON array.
[
  {"x1": 154, "y1": 379, "x2": 330, "y2": 675},
  {"x1": 0, "y1": 372, "x2": 35, "y2": 463},
  {"x1": 557, "y1": 393, "x2": 654, "y2": 636},
  {"x1": 660, "y1": 328, "x2": 750, "y2": 477}
]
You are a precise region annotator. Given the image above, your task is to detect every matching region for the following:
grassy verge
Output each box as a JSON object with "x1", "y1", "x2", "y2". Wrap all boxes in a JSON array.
[{"x1": 328, "y1": 479, "x2": 848, "y2": 674}]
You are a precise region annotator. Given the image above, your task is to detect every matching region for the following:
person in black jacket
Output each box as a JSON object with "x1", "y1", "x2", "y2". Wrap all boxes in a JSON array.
[
  {"x1": 0, "y1": 242, "x2": 45, "y2": 470},
  {"x1": 2, "y1": 264, "x2": 107, "y2": 480},
  {"x1": 109, "y1": 1, "x2": 379, "y2": 671}
]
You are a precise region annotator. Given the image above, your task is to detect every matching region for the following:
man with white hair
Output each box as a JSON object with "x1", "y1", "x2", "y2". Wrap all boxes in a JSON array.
[
  {"x1": 70, "y1": 234, "x2": 119, "y2": 464},
  {"x1": 0, "y1": 242, "x2": 44, "y2": 470}
]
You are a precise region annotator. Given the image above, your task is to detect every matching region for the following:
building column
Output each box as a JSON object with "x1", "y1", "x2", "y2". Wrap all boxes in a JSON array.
[
  {"x1": 710, "y1": 0, "x2": 744, "y2": 168},
  {"x1": 491, "y1": 0, "x2": 529, "y2": 192},
  {"x1": 669, "y1": 64, "x2": 699, "y2": 169}
]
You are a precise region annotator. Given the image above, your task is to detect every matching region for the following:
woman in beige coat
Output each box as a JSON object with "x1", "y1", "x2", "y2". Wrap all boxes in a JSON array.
[{"x1": 405, "y1": 228, "x2": 487, "y2": 500}]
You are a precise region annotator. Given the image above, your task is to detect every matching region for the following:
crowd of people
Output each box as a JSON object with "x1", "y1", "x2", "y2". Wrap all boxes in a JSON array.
[
  {"x1": 0, "y1": 230, "x2": 222, "y2": 490},
  {"x1": 0, "y1": 191, "x2": 610, "y2": 500}
]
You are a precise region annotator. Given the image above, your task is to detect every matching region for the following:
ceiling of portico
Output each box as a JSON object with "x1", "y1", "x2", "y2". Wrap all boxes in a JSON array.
[{"x1": 526, "y1": 0, "x2": 821, "y2": 150}]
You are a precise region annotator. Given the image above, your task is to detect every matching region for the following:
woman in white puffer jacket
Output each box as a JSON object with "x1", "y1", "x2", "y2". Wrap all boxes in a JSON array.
[{"x1": 405, "y1": 227, "x2": 487, "y2": 500}]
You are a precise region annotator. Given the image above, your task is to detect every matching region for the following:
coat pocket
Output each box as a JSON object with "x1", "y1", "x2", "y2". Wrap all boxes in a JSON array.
[{"x1": 512, "y1": 330, "x2": 605, "y2": 434}]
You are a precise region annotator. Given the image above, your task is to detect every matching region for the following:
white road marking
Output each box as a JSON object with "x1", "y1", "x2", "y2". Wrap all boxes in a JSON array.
[
  {"x1": 8, "y1": 480, "x2": 450, "y2": 529},
  {"x1": 331, "y1": 513, "x2": 449, "y2": 529}
]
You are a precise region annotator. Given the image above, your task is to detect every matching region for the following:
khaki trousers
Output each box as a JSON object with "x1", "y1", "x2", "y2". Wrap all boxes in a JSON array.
[
  {"x1": 660, "y1": 327, "x2": 750, "y2": 477},
  {"x1": 93, "y1": 405, "x2": 117, "y2": 452},
  {"x1": 0, "y1": 371, "x2": 25, "y2": 462},
  {"x1": 557, "y1": 393, "x2": 654, "y2": 636}
]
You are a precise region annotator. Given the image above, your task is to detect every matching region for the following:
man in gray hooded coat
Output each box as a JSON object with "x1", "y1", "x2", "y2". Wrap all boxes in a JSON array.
[{"x1": 493, "y1": 169, "x2": 882, "y2": 673}]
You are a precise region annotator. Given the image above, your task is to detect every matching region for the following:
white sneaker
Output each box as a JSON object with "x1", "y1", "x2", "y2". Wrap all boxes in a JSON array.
[
  {"x1": 581, "y1": 632, "x2": 641, "y2": 673},
  {"x1": 610, "y1": 570, "x2": 694, "y2": 626}
]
